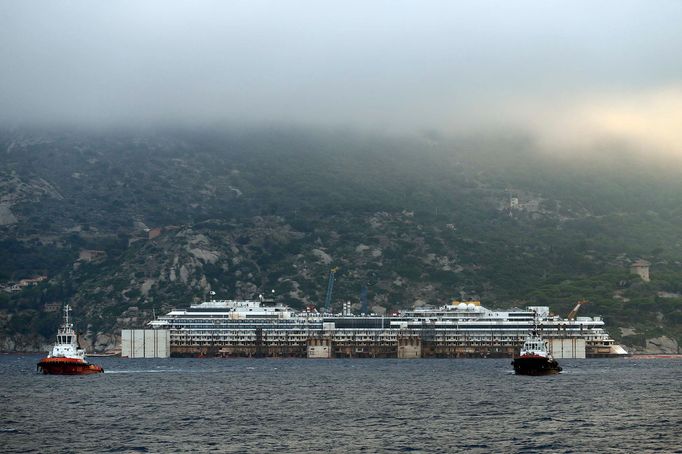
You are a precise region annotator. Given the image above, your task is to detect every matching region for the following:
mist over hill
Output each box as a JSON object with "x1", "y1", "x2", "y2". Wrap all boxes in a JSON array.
[{"x1": 1, "y1": 127, "x2": 681, "y2": 353}]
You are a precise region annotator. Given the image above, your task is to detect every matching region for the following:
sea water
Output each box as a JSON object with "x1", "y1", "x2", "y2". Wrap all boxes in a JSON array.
[{"x1": 1, "y1": 355, "x2": 680, "y2": 453}]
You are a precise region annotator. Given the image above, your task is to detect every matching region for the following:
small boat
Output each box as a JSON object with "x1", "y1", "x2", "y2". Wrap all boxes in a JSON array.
[
  {"x1": 37, "y1": 305, "x2": 104, "y2": 375},
  {"x1": 512, "y1": 317, "x2": 562, "y2": 376}
]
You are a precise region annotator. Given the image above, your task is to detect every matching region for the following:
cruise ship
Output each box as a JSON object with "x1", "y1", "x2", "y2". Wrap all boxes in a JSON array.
[{"x1": 146, "y1": 297, "x2": 627, "y2": 359}]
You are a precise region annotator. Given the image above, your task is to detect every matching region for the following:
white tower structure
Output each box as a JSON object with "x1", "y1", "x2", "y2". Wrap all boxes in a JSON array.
[{"x1": 630, "y1": 259, "x2": 650, "y2": 282}]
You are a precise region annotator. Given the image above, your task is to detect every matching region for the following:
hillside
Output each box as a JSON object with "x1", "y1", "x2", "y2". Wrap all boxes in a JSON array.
[{"x1": 1, "y1": 128, "x2": 681, "y2": 353}]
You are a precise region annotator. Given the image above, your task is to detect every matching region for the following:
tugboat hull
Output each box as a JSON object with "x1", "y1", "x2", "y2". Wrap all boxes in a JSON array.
[
  {"x1": 37, "y1": 357, "x2": 104, "y2": 375},
  {"x1": 512, "y1": 355, "x2": 562, "y2": 376}
]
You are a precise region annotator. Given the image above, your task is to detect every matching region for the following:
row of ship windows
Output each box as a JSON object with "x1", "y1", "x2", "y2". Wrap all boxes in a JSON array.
[
  {"x1": 165, "y1": 319, "x2": 319, "y2": 325},
  {"x1": 170, "y1": 335, "x2": 604, "y2": 341},
  {"x1": 223, "y1": 334, "x2": 594, "y2": 341},
  {"x1": 169, "y1": 328, "x2": 601, "y2": 335},
  {"x1": 165, "y1": 318, "x2": 601, "y2": 329},
  {"x1": 170, "y1": 340, "x2": 601, "y2": 347},
  {"x1": 172, "y1": 334, "x2": 603, "y2": 342}
]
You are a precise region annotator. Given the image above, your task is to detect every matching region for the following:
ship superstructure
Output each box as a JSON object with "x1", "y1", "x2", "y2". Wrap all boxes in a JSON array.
[{"x1": 147, "y1": 298, "x2": 627, "y2": 358}]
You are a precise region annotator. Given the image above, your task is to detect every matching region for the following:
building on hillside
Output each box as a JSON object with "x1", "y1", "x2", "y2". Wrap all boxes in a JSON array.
[
  {"x1": 78, "y1": 249, "x2": 106, "y2": 262},
  {"x1": 148, "y1": 227, "x2": 162, "y2": 240},
  {"x1": 18, "y1": 276, "x2": 47, "y2": 287},
  {"x1": 2, "y1": 283, "x2": 21, "y2": 293},
  {"x1": 630, "y1": 259, "x2": 650, "y2": 282},
  {"x1": 43, "y1": 302, "x2": 61, "y2": 312}
]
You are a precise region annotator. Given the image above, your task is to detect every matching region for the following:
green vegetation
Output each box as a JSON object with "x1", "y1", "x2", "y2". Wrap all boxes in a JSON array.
[{"x1": 1, "y1": 128, "x2": 681, "y2": 351}]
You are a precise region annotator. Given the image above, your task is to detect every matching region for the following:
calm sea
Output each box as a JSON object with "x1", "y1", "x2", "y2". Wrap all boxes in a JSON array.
[{"x1": 1, "y1": 355, "x2": 680, "y2": 453}]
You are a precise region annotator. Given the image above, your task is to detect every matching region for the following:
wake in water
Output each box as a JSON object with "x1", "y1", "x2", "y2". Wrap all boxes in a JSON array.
[{"x1": 105, "y1": 369, "x2": 183, "y2": 374}]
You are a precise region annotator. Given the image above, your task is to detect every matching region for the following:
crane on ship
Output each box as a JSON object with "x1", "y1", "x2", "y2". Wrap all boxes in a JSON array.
[
  {"x1": 323, "y1": 267, "x2": 338, "y2": 314},
  {"x1": 324, "y1": 267, "x2": 338, "y2": 314},
  {"x1": 567, "y1": 299, "x2": 589, "y2": 320}
]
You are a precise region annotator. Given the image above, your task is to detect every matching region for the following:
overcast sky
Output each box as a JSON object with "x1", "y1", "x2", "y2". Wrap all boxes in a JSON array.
[{"x1": 1, "y1": 1, "x2": 681, "y2": 153}]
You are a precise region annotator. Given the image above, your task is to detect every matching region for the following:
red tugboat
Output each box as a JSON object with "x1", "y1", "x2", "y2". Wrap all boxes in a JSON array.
[
  {"x1": 512, "y1": 317, "x2": 562, "y2": 376},
  {"x1": 37, "y1": 305, "x2": 104, "y2": 375}
]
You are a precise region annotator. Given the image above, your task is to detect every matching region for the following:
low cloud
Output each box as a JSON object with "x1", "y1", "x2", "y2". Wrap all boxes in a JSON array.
[
  {"x1": 495, "y1": 86, "x2": 682, "y2": 158},
  {"x1": 1, "y1": 1, "x2": 681, "y2": 162}
]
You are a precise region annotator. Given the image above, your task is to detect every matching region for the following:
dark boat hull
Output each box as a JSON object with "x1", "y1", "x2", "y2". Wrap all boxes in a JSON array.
[
  {"x1": 512, "y1": 356, "x2": 562, "y2": 376},
  {"x1": 37, "y1": 357, "x2": 104, "y2": 375}
]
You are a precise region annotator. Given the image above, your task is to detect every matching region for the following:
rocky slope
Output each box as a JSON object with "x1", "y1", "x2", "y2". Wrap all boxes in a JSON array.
[{"x1": 1, "y1": 128, "x2": 681, "y2": 353}]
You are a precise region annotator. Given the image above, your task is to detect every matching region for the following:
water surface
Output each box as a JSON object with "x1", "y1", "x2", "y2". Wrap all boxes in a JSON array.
[{"x1": 1, "y1": 355, "x2": 680, "y2": 453}]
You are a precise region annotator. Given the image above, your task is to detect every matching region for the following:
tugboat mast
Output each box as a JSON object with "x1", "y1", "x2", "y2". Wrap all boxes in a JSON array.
[{"x1": 63, "y1": 304, "x2": 71, "y2": 329}]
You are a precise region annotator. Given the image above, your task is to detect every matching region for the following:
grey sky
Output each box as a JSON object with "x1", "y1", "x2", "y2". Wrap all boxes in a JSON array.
[{"x1": 1, "y1": 1, "x2": 681, "y2": 150}]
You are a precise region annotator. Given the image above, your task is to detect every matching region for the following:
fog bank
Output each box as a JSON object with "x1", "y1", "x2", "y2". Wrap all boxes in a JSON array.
[{"x1": 1, "y1": 1, "x2": 681, "y2": 155}]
